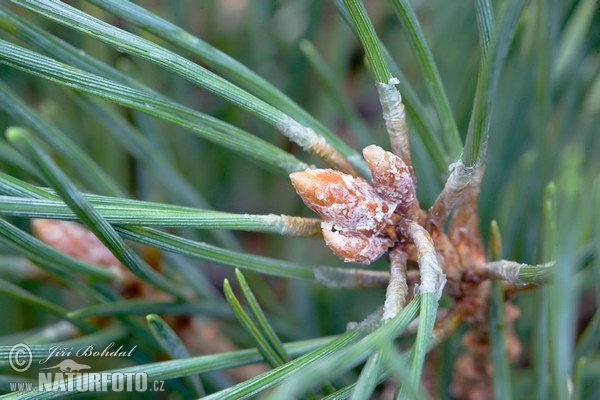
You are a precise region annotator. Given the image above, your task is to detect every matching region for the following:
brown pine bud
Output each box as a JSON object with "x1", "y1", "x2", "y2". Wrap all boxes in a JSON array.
[
  {"x1": 290, "y1": 169, "x2": 396, "y2": 264},
  {"x1": 290, "y1": 147, "x2": 419, "y2": 264},
  {"x1": 363, "y1": 145, "x2": 415, "y2": 213},
  {"x1": 289, "y1": 169, "x2": 394, "y2": 234},
  {"x1": 321, "y1": 226, "x2": 393, "y2": 264}
]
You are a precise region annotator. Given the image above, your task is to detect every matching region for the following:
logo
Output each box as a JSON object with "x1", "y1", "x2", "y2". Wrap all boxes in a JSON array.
[
  {"x1": 7, "y1": 343, "x2": 164, "y2": 393},
  {"x1": 8, "y1": 343, "x2": 32, "y2": 373},
  {"x1": 40, "y1": 359, "x2": 91, "y2": 372}
]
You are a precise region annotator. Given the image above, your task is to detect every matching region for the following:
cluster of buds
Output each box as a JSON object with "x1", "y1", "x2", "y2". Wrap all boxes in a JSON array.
[{"x1": 290, "y1": 145, "x2": 415, "y2": 264}]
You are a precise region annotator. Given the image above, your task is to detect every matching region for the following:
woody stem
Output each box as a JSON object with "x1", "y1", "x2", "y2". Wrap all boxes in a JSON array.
[{"x1": 382, "y1": 246, "x2": 409, "y2": 321}]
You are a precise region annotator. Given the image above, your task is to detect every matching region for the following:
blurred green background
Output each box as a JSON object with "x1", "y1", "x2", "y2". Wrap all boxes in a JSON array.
[{"x1": 0, "y1": 0, "x2": 598, "y2": 398}]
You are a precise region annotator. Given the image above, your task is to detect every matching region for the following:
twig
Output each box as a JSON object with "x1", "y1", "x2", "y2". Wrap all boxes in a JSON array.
[
  {"x1": 398, "y1": 218, "x2": 446, "y2": 299},
  {"x1": 481, "y1": 260, "x2": 555, "y2": 285},
  {"x1": 382, "y1": 246, "x2": 409, "y2": 321},
  {"x1": 427, "y1": 158, "x2": 485, "y2": 230},
  {"x1": 277, "y1": 215, "x2": 322, "y2": 236},
  {"x1": 314, "y1": 266, "x2": 390, "y2": 288},
  {"x1": 375, "y1": 78, "x2": 412, "y2": 171},
  {"x1": 448, "y1": 163, "x2": 487, "y2": 266},
  {"x1": 278, "y1": 115, "x2": 358, "y2": 176}
]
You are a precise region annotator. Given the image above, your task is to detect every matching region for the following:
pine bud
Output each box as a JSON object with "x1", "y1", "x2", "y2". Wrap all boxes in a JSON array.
[
  {"x1": 290, "y1": 169, "x2": 393, "y2": 234},
  {"x1": 363, "y1": 145, "x2": 415, "y2": 213}
]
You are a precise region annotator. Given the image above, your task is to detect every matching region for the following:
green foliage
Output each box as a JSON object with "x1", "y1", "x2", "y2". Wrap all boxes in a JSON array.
[{"x1": 0, "y1": 1, "x2": 598, "y2": 399}]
